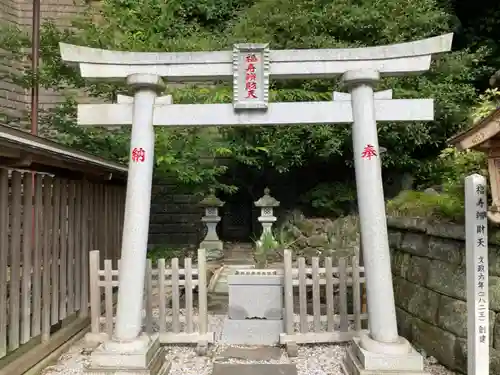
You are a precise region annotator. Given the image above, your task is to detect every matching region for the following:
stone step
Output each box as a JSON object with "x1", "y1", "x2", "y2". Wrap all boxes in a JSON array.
[
  {"x1": 217, "y1": 346, "x2": 282, "y2": 361},
  {"x1": 212, "y1": 363, "x2": 297, "y2": 375},
  {"x1": 224, "y1": 259, "x2": 255, "y2": 265}
]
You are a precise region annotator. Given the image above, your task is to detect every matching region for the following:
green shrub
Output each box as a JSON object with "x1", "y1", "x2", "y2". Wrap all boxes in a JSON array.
[
  {"x1": 388, "y1": 143, "x2": 488, "y2": 222},
  {"x1": 470, "y1": 88, "x2": 500, "y2": 123},
  {"x1": 147, "y1": 246, "x2": 187, "y2": 264},
  {"x1": 434, "y1": 147, "x2": 487, "y2": 196},
  {"x1": 386, "y1": 190, "x2": 464, "y2": 222},
  {"x1": 301, "y1": 182, "x2": 356, "y2": 217}
]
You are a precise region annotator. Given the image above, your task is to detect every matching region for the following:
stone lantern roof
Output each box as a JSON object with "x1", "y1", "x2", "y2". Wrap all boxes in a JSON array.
[
  {"x1": 199, "y1": 189, "x2": 224, "y2": 207},
  {"x1": 254, "y1": 187, "x2": 280, "y2": 207}
]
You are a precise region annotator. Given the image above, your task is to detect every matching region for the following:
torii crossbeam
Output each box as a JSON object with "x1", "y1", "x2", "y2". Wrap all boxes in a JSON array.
[{"x1": 78, "y1": 98, "x2": 433, "y2": 126}]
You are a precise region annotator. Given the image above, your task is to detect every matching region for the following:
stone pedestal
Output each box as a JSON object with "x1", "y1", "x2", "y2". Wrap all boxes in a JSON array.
[
  {"x1": 342, "y1": 331, "x2": 429, "y2": 375},
  {"x1": 221, "y1": 319, "x2": 284, "y2": 345},
  {"x1": 222, "y1": 271, "x2": 284, "y2": 345},
  {"x1": 200, "y1": 215, "x2": 223, "y2": 252},
  {"x1": 228, "y1": 273, "x2": 283, "y2": 319},
  {"x1": 84, "y1": 335, "x2": 171, "y2": 375}
]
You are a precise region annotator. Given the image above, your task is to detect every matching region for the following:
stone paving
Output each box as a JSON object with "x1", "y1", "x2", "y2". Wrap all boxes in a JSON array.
[{"x1": 212, "y1": 363, "x2": 298, "y2": 375}]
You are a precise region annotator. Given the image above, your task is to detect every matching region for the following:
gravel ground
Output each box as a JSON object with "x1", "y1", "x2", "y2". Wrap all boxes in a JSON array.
[{"x1": 41, "y1": 311, "x2": 458, "y2": 375}]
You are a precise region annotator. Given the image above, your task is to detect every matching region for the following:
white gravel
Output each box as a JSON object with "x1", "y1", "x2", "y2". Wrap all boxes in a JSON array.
[{"x1": 41, "y1": 311, "x2": 458, "y2": 375}]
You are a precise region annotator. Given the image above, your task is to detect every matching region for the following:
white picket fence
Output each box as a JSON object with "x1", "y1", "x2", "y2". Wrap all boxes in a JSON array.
[
  {"x1": 281, "y1": 249, "x2": 368, "y2": 348},
  {"x1": 86, "y1": 246, "x2": 367, "y2": 352},
  {"x1": 86, "y1": 248, "x2": 214, "y2": 345}
]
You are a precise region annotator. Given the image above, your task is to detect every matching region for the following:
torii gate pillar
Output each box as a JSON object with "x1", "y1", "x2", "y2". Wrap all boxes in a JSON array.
[
  {"x1": 344, "y1": 69, "x2": 400, "y2": 344},
  {"x1": 342, "y1": 69, "x2": 428, "y2": 374},
  {"x1": 114, "y1": 74, "x2": 163, "y2": 342},
  {"x1": 84, "y1": 74, "x2": 170, "y2": 375}
]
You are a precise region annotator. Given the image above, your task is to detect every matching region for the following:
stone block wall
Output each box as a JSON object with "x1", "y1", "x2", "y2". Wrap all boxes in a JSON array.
[
  {"x1": 0, "y1": 0, "x2": 29, "y2": 122},
  {"x1": 148, "y1": 182, "x2": 204, "y2": 249},
  {"x1": 388, "y1": 216, "x2": 500, "y2": 373},
  {"x1": 0, "y1": 0, "x2": 88, "y2": 123}
]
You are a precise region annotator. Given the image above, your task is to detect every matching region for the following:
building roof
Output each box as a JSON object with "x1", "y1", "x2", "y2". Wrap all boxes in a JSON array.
[
  {"x1": 447, "y1": 107, "x2": 500, "y2": 152},
  {"x1": 0, "y1": 124, "x2": 128, "y2": 181}
]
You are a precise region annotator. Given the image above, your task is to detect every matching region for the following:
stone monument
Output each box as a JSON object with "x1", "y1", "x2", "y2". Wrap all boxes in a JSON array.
[
  {"x1": 465, "y1": 174, "x2": 490, "y2": 375},
  {"x1": 60, "y1": 33, "x2": 453, "y2": 375},
  {"x1": 222, "y1": 268, "x2": 284, "y2": 345}
]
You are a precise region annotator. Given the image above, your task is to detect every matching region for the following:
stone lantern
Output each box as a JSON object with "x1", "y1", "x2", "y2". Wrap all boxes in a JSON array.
[
  {"x1": 199, "y1": 190, "x2": 225, "y2": 260},
  {"x1": 254, "y1": 187, "x2": 280, "y2": 244}
]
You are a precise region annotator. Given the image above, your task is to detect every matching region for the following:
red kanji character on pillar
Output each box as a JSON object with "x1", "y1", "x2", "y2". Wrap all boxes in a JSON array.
[
  {"x1": 131, "y1": 147, "x2": 146, "y2": 163},
  {"x1": 361, "y1": 144, "x2": 377, "y2": 160},
  {"x1": 246, "y1": 64, "x2": 256, "y2": 73}
]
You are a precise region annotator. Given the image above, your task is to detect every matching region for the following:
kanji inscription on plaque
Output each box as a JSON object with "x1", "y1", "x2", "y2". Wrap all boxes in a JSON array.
[{"x1": 233, "y1": 43, "x2": 270, "y2": 110}]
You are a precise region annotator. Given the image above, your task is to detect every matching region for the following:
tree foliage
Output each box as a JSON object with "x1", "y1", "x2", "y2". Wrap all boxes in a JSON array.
[
  {"x1": 470, "y1": 88, "x2": 500, "y2": 122},
  {"x1": 450, "y1": 0, "x2": 500, "y2": 89},
  {"x1": 0, "y1": 0, "x2": 491, "y2": 205}
]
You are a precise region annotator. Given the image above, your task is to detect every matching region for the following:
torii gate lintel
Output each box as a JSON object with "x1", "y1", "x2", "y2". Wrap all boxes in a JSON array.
[{"x1": 77, "y1": 98, "x2": 434, "y2": 127}]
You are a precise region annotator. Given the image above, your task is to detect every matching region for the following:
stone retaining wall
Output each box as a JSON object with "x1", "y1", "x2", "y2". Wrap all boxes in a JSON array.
[
  {"x1": 148, "y1": 182, "x2": 203, "y2": 248},
  {"x1": 387, "y1": 216, "x2": 500, "y2": 373}
]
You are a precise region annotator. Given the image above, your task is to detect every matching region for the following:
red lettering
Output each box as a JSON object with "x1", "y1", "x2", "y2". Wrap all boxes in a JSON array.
[
  {"x1": 245, "y1": 81, "x2": 257, "y2": 91},
  {"x1": 131, "y1": 147, "x2": 146, "y2": 163},
  {"x1": 246, "y1": 73, "x2": 257, "y2": 81},
  {"x1": 361, "y1": 144, "x2": 377, "y2": 160},
  {"x1": 246, "y1": 54, "x2": 258, "y2": 63},
  {"x1": 246, "y1": 90, "x2": 258, "y2": 99}
]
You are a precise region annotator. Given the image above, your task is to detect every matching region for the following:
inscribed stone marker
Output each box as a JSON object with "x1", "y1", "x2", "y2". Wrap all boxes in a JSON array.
[{"x1": 465, "y1": 173, "x2": 489, "y2": 375}]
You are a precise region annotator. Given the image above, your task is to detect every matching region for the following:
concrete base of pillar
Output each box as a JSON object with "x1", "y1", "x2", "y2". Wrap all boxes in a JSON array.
[
  {"x1": 84, "y1": 334, "x2": 171, "y2": 375},
  {"x1": 342, "y1": 331, "x2": 430, "y2": 375}
]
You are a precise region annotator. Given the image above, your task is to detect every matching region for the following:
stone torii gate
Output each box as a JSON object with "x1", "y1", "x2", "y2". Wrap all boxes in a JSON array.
[{"x1": 60, "y1": 33, "x2": 453, "y2": 375}]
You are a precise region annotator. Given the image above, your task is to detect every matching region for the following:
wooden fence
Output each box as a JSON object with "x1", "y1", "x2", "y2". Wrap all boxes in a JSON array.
[
  {"x1": 87, "y1": 248, "x2": 214, "y2": 346},
  {"x1": 281, "y1": 249, "x2": 368, "y2": 351},
  {"x1": 0, "y1": 170, "x2": 125, "y2": 374}
]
